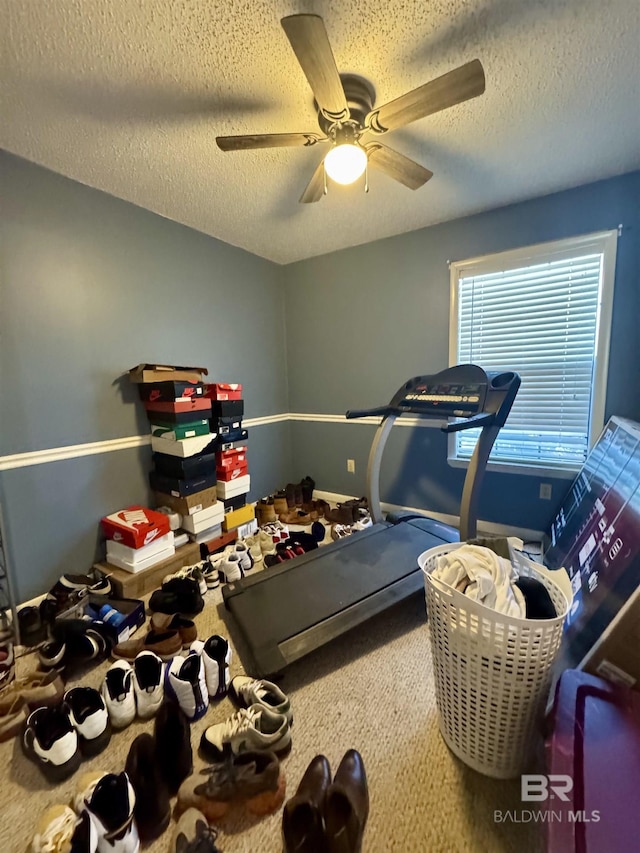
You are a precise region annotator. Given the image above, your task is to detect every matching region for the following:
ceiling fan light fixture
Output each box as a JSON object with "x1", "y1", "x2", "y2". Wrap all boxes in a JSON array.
[{"x1": 324, "y1": 143, "x2": 367, "y2": 185}]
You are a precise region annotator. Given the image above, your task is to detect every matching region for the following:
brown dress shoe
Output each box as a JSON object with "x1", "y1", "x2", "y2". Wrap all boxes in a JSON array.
[
  {"x1": 283, "y1": 754, "x2": 331, "y2": 853},
  {"x1": 324, "y1": 750, "x2": 369, "y2": 853}
]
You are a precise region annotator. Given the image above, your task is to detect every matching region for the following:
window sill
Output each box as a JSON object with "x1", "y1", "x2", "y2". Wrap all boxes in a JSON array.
[{"x1": 447, "y1": 456, "x2": 578, "y2": 479}]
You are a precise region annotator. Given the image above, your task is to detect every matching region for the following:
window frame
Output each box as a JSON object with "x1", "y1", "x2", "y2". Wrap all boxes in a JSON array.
[{"x1": 448, "y1": 229, "x2": 618, "y2": 478}]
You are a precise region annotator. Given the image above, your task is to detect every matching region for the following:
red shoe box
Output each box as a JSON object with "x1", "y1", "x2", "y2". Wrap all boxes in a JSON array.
[
  {"x1": 205, "y1": 383, "x2": 242, "y2": 401},
  {"x1": 101, "y1": 505, "x2": 170, "y2": 549},
  {"x1": 216, "y1": 462, "x2": 249, "y2": 481},
  {"x1": 216, "y1": 447, "x2": 247, "y2": 469},
  {"x1": 145, "y1": 398, "x2": 212, "y2": 416},
  {"x1": 138, "y1": 381, "x2": 204, "y2": 403}
]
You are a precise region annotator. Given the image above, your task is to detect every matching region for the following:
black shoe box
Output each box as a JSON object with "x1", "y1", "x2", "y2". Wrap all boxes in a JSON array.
[
  {"x1": 223, "y1": 494, "x2": 247, "y2": 512},
  {"x1": 215, "y1": 430, "x2": 249, "y2": 451},
  {"x1": 153, "y1": 452, "x2": 216, "y2": 480},
  {"x1": 138, "y1": 381, "x2": 205, "y2": 402},
  {"x1": 212, "y1": 399, "x2": 244, "y2": 419},
  {"x1": 149, "y1": 471, "x2": 217, "y2": 497},
  {"x1": 216, "y1": 416, "x2": 243, "y2": 428},
  {"x1": 148, "y1": 407, "x2": 212, "y2": 425}
]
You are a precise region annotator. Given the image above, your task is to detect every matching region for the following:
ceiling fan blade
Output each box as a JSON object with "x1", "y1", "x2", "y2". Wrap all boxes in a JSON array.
[
  {"x1": 281, "y1": 14, "x2": 349, "y2": 122},
  {"x1": 366, "y1": 59, "x2": 485, "y2": 134},
  {"x1": 366, "y1": 144, "x2": 433, "y2": 190},
  {"x1": 299, "y1": 158, "x2": 326, "y2": 204},
  {"x1": 216, "y1": 132, "x2": 326, "y2": 151}
]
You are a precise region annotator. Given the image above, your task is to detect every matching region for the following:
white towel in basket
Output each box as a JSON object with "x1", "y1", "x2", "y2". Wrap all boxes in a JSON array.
[{"x1": 432, "y1": 544, "x2": 526, "y2": 618}]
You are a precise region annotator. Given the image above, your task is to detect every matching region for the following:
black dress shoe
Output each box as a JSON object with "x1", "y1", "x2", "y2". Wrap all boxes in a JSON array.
[
  {"x1": 125, "y1": 732, "x2": 171, "y2": 843},
  {"x1": 154, "y1": 700, "x2": 193, "y2": 795},
  {"x1": 283, "y1": 754, "x2": 331, "y2": 853},
  {"x1": 324, "y1": 750, "x2": 369, "y2": 853}
]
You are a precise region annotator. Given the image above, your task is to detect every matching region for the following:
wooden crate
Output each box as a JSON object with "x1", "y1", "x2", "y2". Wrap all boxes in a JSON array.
[{"x1": 94, "y1": 541, "x2": 201, "y2": 599}]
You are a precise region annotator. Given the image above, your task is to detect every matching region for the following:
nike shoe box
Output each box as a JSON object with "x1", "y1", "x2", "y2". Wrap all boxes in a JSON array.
[
  {"x1": 212, "y1": 399, "x2": 244, "y2": 419},
  {"x1": 188, "y1": 524, "x2": 224, "y2": 544},
  {"x1": 106, "y1": 532, "x2": 174, "y2": 565},
  {"x1": 153, "y1": 486, "x2": 218, "y2": 517},
  {"x1": 181, "y1": 502, "x2": 225, "y2": 534},
  {"x1": 129, "y1": 363, "x2": 208, "y2": 384},
  {"x1": 216, "y1": 475, "x2": 250, "y2": 499},
  {"x1": 223, "y1": 503, "x2": 255, "y2": 532},
  {"x1": 145, "y1": 398, "x2": 212, "y2": 416},
  {"x1": 200, "y1": 528, "x2": 238, "y2": 555},
  {"x1": 215, "y1": 429, "x2": 249, "y2": 453},
  {"x1": 149, "y1": 471, "x2": 217, "y2": 497},
  {"x1": 104, "y1": 542, "x2": 176, "y2": 574},
  {"x1": 150, "y1": 409, "x2": 214, "y2": 426},
  {"x1": 216, "y1": 462, "x2": 249, "y2": 482},
  {"x1": 101, "y1": 506, "x2": 170, "y2": 549},
  {"x1": 150, "y1": 419, "x2": 210, "y2": 440},
  {"x1": 60, "y1": 594, "x2": 146, "y2": 645},
  {"x1": 223, "y1": 494, "x2": 247, "y2": 513},
  {"x1": 204, "y1": 383, "x2": 242, "y2": 401},
  {"x1": 153, "y1": 451, "x2": 216, "y2": 480},
  {"x1": 216, "y1": 447, "x2": 247, "y2": 469},
  {"x1": 151, "y1": 433, "x2": 215, "y2": 458},
  {"x1": 216, "y1": 416, "x2": 243, "y2": 429},
  {"x1": 138, "y1": 381, "x2": 205, "y2": 402}
]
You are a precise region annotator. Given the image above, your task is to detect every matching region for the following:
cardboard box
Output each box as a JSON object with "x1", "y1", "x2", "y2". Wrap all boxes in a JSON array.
[
  {"x1": 153, "y1": 451, "x2": 216, "y2": 480},
  {"x1": 95, "y1": 542, "x2": 201, "y2": 598},
  {"x1": 216, "y1": 445, "x2": 248, "y2": 463},
  {"x1": 153, "y1": 486, "x2": 218, "y2": 516},
  {"x1": 237, "y1": 518, "x2": 258, "y2": 539},
  {"x1": 150, "y1": 419, "x2": 210, "y2": 441},
  {"x1": 216, "y1": 475, "x2": 251, "y2": 499},
  {"x1": 204, "y1": 383, "x2": 242, "y2": 401},
  {"x1": 201, "y1": 529, "x2": 237, "y2": 555},
  {"x1": 101, "y1": 505, "x2": 170, "y2": 549},
  {"x1": 214, "y1": 427, "x2": 247, "y2": 447},
  {"x1": 106, "y1": 532, "x2": 174, "y2": 565},
  {"x1": 223, "y1": 495, "x2": 247, "y2": 512},
  {"x1": 138, "y1": 381, "x2": 204, "y2": 402},
  {"x1": 150, "y1": 409, "x2": 214, "y2": 426},
  {"x1": 149, "y1": 471, "x2": 216, "y2": 497},
  {"x1": 151, "y1": 433, "x2": 215, "y2": 458},
  {"x1": 105, "y1": 543, "x2": 176, "y2": 574},
  {"x1": 181, "y1": 502, "x2": 225, "y2": 534},
  {"x1": 145, "y1": 398, "x2": 212, "y2": 416},
  {"x1": 216, "y1": 462, "x2": 249, "y2": 482},
  {"x1": 217, "y1": 420, "x2": 243, "y2": 435},
  {"x1": 212, "y1": 399, "x2": 244, "y2": 419},
  {"x1": 58, "y1": 594, "x2": 146, "y2": 647},
  {"x1": 223, "y1": 503, "x2": 255, "y2": 532},
  {"x1": 188, "y1": 524, "x2": 224, "y2": 544},
  {"x1": 129, "y1": 364, "x2": 208, "y2": 384},
  {"x1": 584, "y1": 589, "x2": 640, "y2": 688},
  {"x1": 216, "y1": 448, "x2": 247, "y2": 469}
]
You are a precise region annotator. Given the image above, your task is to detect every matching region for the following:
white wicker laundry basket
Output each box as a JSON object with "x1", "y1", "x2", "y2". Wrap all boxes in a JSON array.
[{"x1": 419, "y1": 542, "x2": 571, "y2": 779}]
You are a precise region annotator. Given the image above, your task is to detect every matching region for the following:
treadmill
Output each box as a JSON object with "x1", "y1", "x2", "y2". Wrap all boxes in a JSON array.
[{"x1": 223, "y1": 364, "x2": 521, "y2": 676}]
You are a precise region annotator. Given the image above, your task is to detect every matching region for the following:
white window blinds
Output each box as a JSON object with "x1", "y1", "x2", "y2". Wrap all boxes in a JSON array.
[{"x1": 450, "y1": 232, "x2": 617, "y2": 471}]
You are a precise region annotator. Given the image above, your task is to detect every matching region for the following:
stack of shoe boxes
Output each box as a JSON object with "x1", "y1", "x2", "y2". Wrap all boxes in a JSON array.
[
  {"x1": 128, "y1": 364, "x2": 225, "y2": 545},
  {"x1": 100, "y1": 505, "x2": 173, "y2": 573},
  {"x1": 206, "y1": 383, "x2": 256, "y2": 536}
]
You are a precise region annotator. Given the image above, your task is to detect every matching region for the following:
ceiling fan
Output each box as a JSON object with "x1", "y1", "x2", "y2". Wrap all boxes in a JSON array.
[{"x1": 216, "y1": 14, "x2": 485, "y2": 203}]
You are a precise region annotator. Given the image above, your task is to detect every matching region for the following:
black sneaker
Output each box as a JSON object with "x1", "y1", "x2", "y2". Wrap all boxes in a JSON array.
[
  {"x1": 149, "y1": 577, "x2": 204, "y2": 616},
  {"x1": 17, "y1": 606, "x2": 47, "y2": 647},
  {"x1": 154, "y1": 701, "x2": 193, "y2": 796},
  {"x1": 22, "y1": 705, "x2": 82, "y2": 783},
  {"x1": 125, "y1": 732, "x2": 171, "y2": 843},
  {"x1": 39, "y1": 622, "x2": 110, "y2": 674}
]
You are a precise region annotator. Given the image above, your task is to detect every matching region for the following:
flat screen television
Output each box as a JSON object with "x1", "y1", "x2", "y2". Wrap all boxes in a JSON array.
[{"x1": 544, "y1": 416, "x2": 640, "y2": 671}]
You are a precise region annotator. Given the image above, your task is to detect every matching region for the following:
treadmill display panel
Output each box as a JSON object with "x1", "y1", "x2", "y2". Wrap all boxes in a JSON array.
[
  {"x1": 546, "y1": 417, "x2": 640, "y2": 669},
  {"x1": 400, "y1": 382, "x2": 485, "y2": 417}
]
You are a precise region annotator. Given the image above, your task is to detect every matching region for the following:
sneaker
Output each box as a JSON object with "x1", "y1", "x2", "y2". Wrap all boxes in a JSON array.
[
  {"x1": 234, "y1": 542, "x2": 253, "y2": 572},
  {"x1": 17, "y1": 605, "x2": 47, "y2": 647},
  {"x1": 63, "y1": 687, "x2": 112, "y2": 757},
  {"x1": 164, "y1": 564, "x2": 207, "y2": 596},
  {"x1": 258, "y1": 530, "x2": 276, "y2": 556},
  {"x1": 0, "y1": 696, "x2": 28, "y2": 743},
  {"x1": 43, "y1": 574, "x2": 112, "y2": 616},
  {"x1": 230, "y1": 675, "x2": 292, "y2": 724},
  {"x1": 199, "y1": 704, "x2": 291, "y2": 762},
  {"x1": 125, "y1": 733, "x2": 171, "y2": 844},
  {"x1": 149, "y1": 577, "x2": 204, "y2": 616},
  {"x1": 243, "y1": 534, "x2": 263, "y2": 564},
  {"x1": 102, "y1": 660, "x2": 136, "y2": 729},
  {"x1": 154, "y1": 701, "x2": 193, "y2": 796},
  {"x1": 112, "y1": 629, "x2": 182, "y2": 662},
  {"x1": 39, "y1": 623, "x2": 110, "y2": 674},
  {"x1": 173, "y1": 809, "x2": 222, "y2": 853},
  {"x1": 217, "y1": 552, "x2": 243, "y2": 584},
  {"x1": 132, "y1": 651, "x2": 165, "y2": 719},
  {"x1": 190, "y1": 636, "x2": 232, "y2": 700},
  {"x1": 31, "y1": 805, "x2": 97, "y2": 853},
  {"x1": 199, "y1": 556, "x2": 221, "y2": 590},
  {"x1": 0, "y1": 668, "x2": 64, "y2": 711},
  {"x1": 177, "y1": 751, "x2": 285, "y2": 822},
  {"x1": 165, "y1": 652, "x2": 209, "y2": 722},
  {"x1": 82, "y1": 771, "x2": 140, "y2": 853},
  {"x1": 151, "y1": 612, "x2": 198, "y2": 646},
  {"x1": 23, "y1": 705, "x2": 82, "y2": 783}
]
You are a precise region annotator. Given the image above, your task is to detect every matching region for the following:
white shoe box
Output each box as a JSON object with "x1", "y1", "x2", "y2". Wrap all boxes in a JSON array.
[
  {"x1": 106, "y1": 543, "x2": 176, "y2": 574},
  {"x1": 106, "y1": 532, "x2": 175, "y2": 564},
  {"x1": 216, "y1": 474, "x2": 251, "y2": 499},
  {"x1": 181, "y1": 502, "x2": 225, "y2": 534},
  {"x1": 151, "y1": 433, "x2": 214, "y2": 458},
  {"x1": 188, "y1": 524, "x2": 223, "y2": 544}
]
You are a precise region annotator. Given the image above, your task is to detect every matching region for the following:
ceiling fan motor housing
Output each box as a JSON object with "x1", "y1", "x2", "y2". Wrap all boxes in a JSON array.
[{"x1": 316, "y1": 74, "x2": 376, "y2": 135}]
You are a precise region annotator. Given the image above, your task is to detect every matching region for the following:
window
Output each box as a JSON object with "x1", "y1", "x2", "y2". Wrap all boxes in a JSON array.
[{"x1": 449, "y1": 230, "x2": 618, "y2": 476}]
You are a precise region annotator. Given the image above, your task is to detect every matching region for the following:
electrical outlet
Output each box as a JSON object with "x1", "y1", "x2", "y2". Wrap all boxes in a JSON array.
[
  {"x1": 540, "y1": 483, "x2": 552, "y2": 500},
  {"x1": 347, "y1": 459, "x2": 355, "y2": 473}
]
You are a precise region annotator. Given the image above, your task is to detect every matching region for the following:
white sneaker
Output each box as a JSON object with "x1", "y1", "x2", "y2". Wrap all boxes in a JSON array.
[
  {"x1": 23, "y1": 706, "x2": 81, "y2": 783},
  {"x1": 83, "y1": 771, "x2": 140, "y2": 853},
  {"x1": 234, "y1": 542, "x2": 253, "y2": 572},
  {"x1": 132, "y1": 651, "x2": 164, "y2": 719},
  {"x1": 63, "y1": 687, "x2": 111, "y2": 756},
  {"x1": 218, "y1": 552, "x2": 243, "y2": 584},
  {"x1": 258, "y1": 530, "x2": 276, "y2": 556},
  {"x1": 244, "y1": 534, "x2": 263, "y2": 563},
  {"x1": 102, "y1": 661, "x2": 136, "y2": 729},
  {"x1": 230, "y1": 675, "x2": 292, "y2": 724},
  {"x1": 165, "y1": 652, "x2": 208, "y2": 721},
  {"x1": 200, "y1": 556, "x2": 220, "y2": 589},
  {"x1": 199, "y1": 704, "x2": 291, "y2": 762},
  {"x1": 190, "y1": 636, "x2": 232, "y2": 699}
]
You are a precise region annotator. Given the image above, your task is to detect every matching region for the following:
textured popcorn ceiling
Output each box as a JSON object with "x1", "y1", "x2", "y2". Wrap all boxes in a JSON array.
[{"x1": 2, "y1": 1, "x2": 640, "y2": 264}]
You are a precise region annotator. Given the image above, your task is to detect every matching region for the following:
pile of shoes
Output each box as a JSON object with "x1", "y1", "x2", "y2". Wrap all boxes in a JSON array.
[
  {"x1": 38, "y1": 618, "x2": 112, "y2": 676},
  {"x1": 0, "y1": 668, "x2": 64, "y2": 744},
  {"x1": 257, "y1": 476, "x2": 331, "y2": 527}
]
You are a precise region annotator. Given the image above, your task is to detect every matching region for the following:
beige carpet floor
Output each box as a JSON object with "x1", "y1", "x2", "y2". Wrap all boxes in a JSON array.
[{"x1": 1, "y1": 558, "x2": 543, "y2": 853}]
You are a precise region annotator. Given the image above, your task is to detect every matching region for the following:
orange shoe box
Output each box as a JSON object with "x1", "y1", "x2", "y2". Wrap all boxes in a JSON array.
[
  {"x1": 205, "y1": 383, "x2": 243, "y2": 401},
  {"x1": 216, "y1": 462, "x2": 249, "y2": 481}
]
